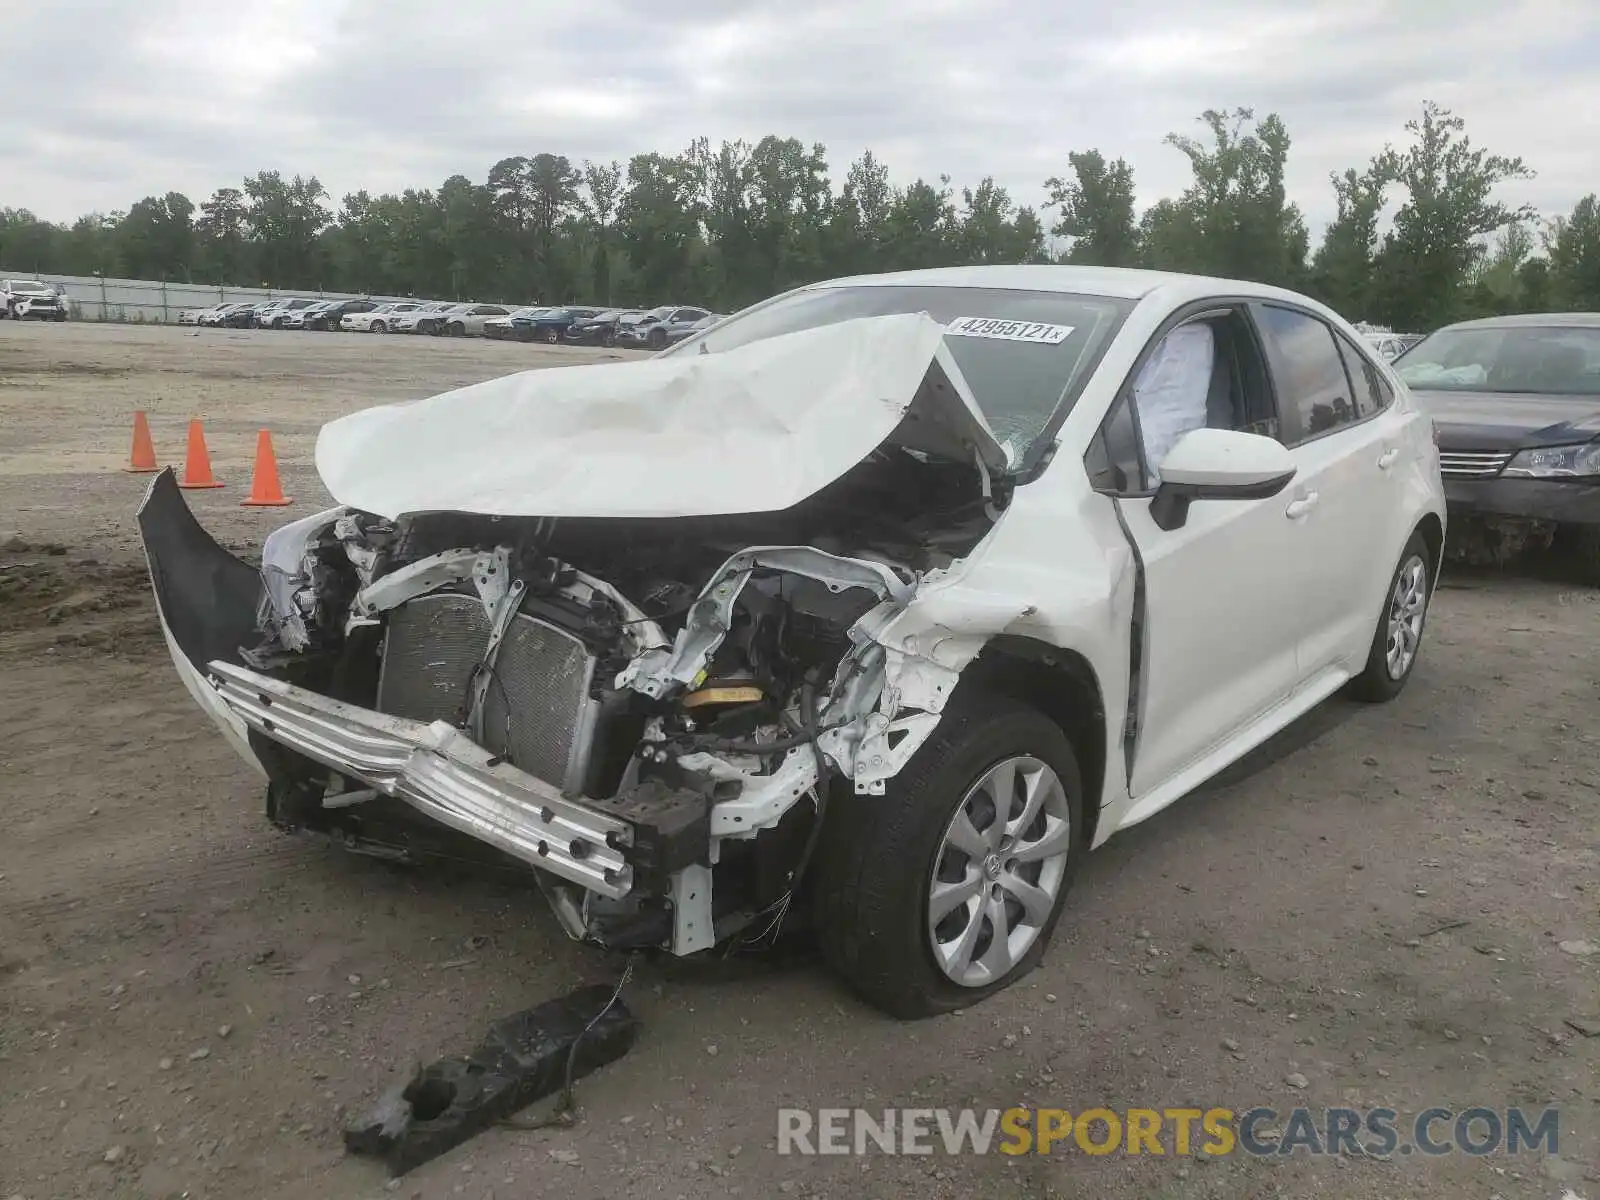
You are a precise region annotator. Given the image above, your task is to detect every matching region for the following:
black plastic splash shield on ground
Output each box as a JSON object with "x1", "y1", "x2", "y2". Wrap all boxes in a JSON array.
[{"x1": 343, "y1": 983, "x2": 639, "y2": 1176}]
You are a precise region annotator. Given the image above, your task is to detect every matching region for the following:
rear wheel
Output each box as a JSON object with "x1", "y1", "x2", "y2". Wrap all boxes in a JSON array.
[
  {"x1": 811, "y1": 691, "x2": 1084, "y2": 1019},
  {"x1": 1348, "y1": 530, "x2": 1432, "y2": 702},
  {"x1": 447, "y1": 321, "x2": 466, "y2": 337}
]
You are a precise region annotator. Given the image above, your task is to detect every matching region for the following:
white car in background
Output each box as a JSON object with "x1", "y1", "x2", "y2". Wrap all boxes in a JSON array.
[
  {"x1": 435, "y1": 303, "x2": 512, "y2": 337},
  {"x1": 280, "y1": 300, "x2": 334, "y2": 330},
  {"x1": 389, "y1": 301, "x2": 462, "y2": 335},
  {"x1": 2, "y1": 278, "x2": 68, "y2": 320},
  {"x1": 342, "y1": 302, "x2": 423, "y2": 333},
  {"x1": 137, "y1": 265, "x2": 1446, "y2": 1019}
]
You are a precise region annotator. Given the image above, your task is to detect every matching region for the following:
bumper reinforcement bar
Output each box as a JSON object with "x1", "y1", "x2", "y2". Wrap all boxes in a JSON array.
[{"x1": 206, "y1": 661, "x2": 634, "y2": 898}]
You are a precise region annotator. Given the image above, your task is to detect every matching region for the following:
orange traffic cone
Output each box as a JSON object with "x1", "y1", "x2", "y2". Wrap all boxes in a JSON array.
[
  {"x1": 178, "y1": 419, "x2": 223, "y2": 489},
  {"x1": 242, "y1": 429, "x2": 292, "y2": 507},
  {"x1": 125, "y1": 410, "x2": 158, "y2": 473}
]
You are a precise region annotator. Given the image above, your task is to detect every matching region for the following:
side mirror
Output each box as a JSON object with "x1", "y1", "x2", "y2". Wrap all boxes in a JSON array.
[{"x1": 1149, "y1": 428, "x2": 1296, "y2": 532}]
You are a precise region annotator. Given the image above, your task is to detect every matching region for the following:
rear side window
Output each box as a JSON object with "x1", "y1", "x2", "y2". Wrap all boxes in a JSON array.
[
  {"x1": 1255, "y1": 305, "x2": 1358, "y2": 442},
  {"x1": 1333, "y1": 333, "x2": 1390, "y2": 419}
]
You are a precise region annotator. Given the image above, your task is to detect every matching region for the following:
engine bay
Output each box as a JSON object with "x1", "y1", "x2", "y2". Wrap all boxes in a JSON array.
[{"x1": 226, "y1": 444, "x2": 1003, "y2": 953}]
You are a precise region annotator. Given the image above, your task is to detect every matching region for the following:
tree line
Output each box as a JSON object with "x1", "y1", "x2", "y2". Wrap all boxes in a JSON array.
[{"x1": 3, "y1": 101, "x2": 1597, "y2": 331}]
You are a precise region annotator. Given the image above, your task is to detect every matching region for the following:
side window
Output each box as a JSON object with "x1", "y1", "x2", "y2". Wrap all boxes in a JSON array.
[
  {"x1": 1333, "y1": 333, "x2": 1389, "y2": 418},
  {"x1": 1255, "y1": 305, "x2": 1358, "y2": 442},
  {"x1": 1086, "y1": 306, "x2": 1282, "y2": 493},
  {"x1": 1085, "y1": 394, "x2": 1147, "y2": 493}
]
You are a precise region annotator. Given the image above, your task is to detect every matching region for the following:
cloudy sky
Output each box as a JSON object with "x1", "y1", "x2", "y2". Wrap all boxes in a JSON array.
[{"x1": 3, "y1": 0, "x2": 1595, "y2": 234}]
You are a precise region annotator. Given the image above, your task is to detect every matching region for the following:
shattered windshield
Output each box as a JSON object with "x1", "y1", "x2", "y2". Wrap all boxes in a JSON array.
[
  {"x1": 667, "y1": 284, "x2": 1133, "y2": 462},
  {"x1": 1396, "y1": 326, "x2": 1600, "y2": 395}
]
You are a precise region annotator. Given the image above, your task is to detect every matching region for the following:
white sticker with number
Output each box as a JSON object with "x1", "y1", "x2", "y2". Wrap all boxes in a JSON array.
[{"x1": 946, "y1": 317, "x2": 1074, "y2": 344}]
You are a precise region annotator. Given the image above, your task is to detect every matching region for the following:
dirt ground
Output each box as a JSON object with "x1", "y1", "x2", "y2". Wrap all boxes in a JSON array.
[{"x1": 1, "y1": 322, "x2": 1596, "y2": 1200}]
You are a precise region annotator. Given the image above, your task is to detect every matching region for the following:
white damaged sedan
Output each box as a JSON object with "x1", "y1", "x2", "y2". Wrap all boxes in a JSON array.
[{"x1": 138, "y1": 266, "x2": 1446, "y2": 1017}]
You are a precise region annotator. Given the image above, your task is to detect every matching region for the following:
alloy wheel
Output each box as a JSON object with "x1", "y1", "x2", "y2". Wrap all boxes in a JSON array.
[
  {"x1": 928, "y1": 756, "x2": 1072, "y2": 988},
  {"x1": 1385, "y1": 554, "x2": 1428, "y2": 680}
]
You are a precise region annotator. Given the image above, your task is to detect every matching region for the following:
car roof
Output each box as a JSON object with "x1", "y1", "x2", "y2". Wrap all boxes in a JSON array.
[
  {"x1": 805, "y1": 264, "x2": 1325, "y2": 307},
  {"x1": 1433, "y1": 312, "x2": 1600, "y2": 333}
]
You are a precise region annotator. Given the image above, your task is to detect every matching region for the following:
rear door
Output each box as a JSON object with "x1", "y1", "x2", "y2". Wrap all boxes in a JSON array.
[{"x1": 1251, "y1": 304, "x2": 1407, "y2": 675}]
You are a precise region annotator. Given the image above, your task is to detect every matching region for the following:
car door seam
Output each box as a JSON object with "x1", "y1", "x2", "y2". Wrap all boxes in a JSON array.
[{"x1": 1109, "y1": 495, "x2": 1145, "y2": 785}]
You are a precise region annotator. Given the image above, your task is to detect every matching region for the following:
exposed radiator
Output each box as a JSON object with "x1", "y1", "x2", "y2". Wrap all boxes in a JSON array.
[{"x1": 376, "y1": 592, "x2": 597, "y2": 792}]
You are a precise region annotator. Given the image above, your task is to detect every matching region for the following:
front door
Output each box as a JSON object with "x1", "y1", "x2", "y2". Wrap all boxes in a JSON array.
[{"x1": 1090, "y1": 307, "x2": 1318, "y2": 798}]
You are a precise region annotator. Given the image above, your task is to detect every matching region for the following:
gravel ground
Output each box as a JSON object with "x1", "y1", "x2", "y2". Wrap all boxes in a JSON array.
[{"x1": 1, "y1": 321, "x2": 1596, "y2": 1200}]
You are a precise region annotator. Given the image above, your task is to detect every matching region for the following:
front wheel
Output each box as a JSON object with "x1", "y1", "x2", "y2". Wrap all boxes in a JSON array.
[
  {"x1": 1347, "y1": 530, "x2": 1432, "y2": 702},
  {"x1": 811, "y1": 692, "x2": 1084, "y2": 1019},
  {"x1": 543, "y1": 327, "x2": 561, "y2": 344},
  {"x1": 647, "y1": 327, "x2": 667, "y2": 350},
  {"x1": 371, "y1": 321, "x2": 386, "y2": 333},
  {"x1": 447, "y1": 321, "x2": 465, "y2": 337}
]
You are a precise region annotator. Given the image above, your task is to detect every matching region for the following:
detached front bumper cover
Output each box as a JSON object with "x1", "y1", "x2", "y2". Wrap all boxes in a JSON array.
[{"x1": 207, "y1": 661, "x2": 635, "y2": 898}]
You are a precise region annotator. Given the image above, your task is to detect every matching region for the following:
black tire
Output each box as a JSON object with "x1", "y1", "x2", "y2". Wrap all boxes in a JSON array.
[
  {"x1": 54, "y1": 312, "x2": 67, "y2": 323},
  {"x1": 810, "y1": 691, "x2": 1085, "y2": 1019},
  {"x1": 447, "y1": 321, "x2": 466, "y2": 337},
  {"x1": 602, "y1": 330, "x2": 617, "y2": 348},
  {"x1": 648, "y1": 327, "x2": 667, "y2": 350},
  {"x1": 543, "y1": 327, "x2": 561, "y2": 344},
  {"x1": 1347, "y1": 530, "x2": 1433, "y2": 703},
  {"x1": 371, "y1": 321, "x2": 386, "y2": 334}
]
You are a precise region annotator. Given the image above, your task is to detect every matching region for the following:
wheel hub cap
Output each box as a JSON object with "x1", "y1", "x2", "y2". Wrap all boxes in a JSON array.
[{"x1": 927, "y1": 755, "x2": 1072, "y2": 989}]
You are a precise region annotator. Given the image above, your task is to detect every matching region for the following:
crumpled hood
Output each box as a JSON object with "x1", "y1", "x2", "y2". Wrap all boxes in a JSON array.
[{"x1": 315, "y1": 313, "x2": 1008, "y2": 520}]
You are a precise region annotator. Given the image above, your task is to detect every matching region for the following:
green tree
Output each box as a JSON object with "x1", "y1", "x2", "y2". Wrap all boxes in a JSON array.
[
  {"x1": 617, "y1": 150, "x2": 705, "y2": 303},
  {"x1": 243, "y1": 171, "x2": 330, "y2": 287},
  {"x1": 580, "y1": 160, "x2": 624, "y2": 305},
  {"x1": 116, "y1": 192, "x2": 195, "y2": 281},
  {"x1": 195, "y1": 187, "x2": 251, "y2": 283},
  {"x1": 1046, "y1": 150, "x2": 1141, "y2": 266},
  {"x1": 1157, "y1": 108, "x2": 1307, "y2": 285},
  {"x1": 1546, "y1": 194, "x2": 1600, "y2": 310},
  {"x1": 1308, "y1": 163, "x2": 1394, "y2": 320},
  {"x1": 1370, "y1": 101, "x2": 1535, "y2": 331}
]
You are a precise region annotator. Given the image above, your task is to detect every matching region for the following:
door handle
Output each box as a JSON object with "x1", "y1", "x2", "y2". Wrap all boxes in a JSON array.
[
  {"x1": 1285, "y1": 492, "x2": 1319, "y2": 520},
  {"x1": 1377, "y1": 448, "x2": 1400, "y2": 470}
]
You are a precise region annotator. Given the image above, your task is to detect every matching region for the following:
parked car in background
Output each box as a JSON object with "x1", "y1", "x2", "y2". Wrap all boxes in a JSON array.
[
  {"x1": 564, "y1": 308, "x2": 638, "y2": 347},
  {"x1": 176, "y1": 305, "x2": 210, "y2": 326},
  {"x1": 304, "y1": 299, "x2": 378, "y2": 331},
  {"x1": 222, "y1": 302, "x2": 274, "y2": 328},
  {"x1": 1396, "y1": 312, "x2": 1600, "y2": 574},
  {"x1": 280, "y1": 300, "x2": 335, "y2": 330},
  {"x1": 616, "y1": 305, "x2": 712, "y2": 350},
  {"x1": 1368, "y1": 332, "x2": 1424, "y2": 361},
  {"x1": 197, "y1": 302, "x2": 251, "y2": 327},
  {"x1": 668, "y1": 313, "x2": 723, "y2": 346},
  {"x1": 436, "y1": 303, "x2": 512, "y2": 337},
  {"x1": 342, "y1": 301, "x2": 422, "y2": 333},
  {"x1": 391, "y1": 302, "x2": 464, "y2": 335},
  {"x1": 2, "y1": 278, "x2": 67, "y2": 321},
  {"x1": 484, "y1": 307, "x2": 548, "y2": 340},
  {"x1": 259, "y1": 299, "x2": 319, "y2": 329},
  {"x1": 138, "y1": 264, "x2": 1445, "y2": 1019},
  {"x1": 509, "y1": 305, "x2": 602, "y2": 343}
]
